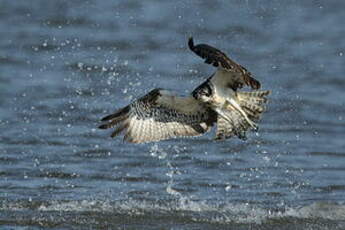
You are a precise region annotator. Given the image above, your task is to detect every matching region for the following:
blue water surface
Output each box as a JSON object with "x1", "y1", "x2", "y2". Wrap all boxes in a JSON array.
[{"x1": 0, "y1": 1, "x2": 345, "y2": 229}]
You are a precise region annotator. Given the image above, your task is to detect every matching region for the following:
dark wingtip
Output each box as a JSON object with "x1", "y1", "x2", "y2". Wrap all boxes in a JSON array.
[
  {"x1": 188, "y1": 36, "x2": 194, "y2": 50},
  {"x1": 214, "y1": 135, "x2": 225, "y2": 141},
  {"x1": 248, "y1": 76, "x2": 261, "y2": 90},
  {"x1": 253, "y1": 80, "x2": 261, "y2": 90},
  {"x1": 100, "y1": 106, "x2": 130, "y2": 121},
  {"x1": 98, "y1": 124, "x2": 109, "y2": 129},
  {"x1": 101, "y1": 114, "x2": 112, "y2": 121}
]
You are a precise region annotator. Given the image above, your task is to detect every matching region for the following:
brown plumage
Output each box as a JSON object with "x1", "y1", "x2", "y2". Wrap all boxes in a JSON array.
[
  {"x1": 188, "y1": 37, "x2": 260, "y2": 90},
  {"x1": 99, "y1": 89, "x2": 216, "y2": 143},
  {"x1": 99, "y1": 88, "x2": 270, "y2": 143},
  {"x1": 214, "y1": 90, "x2": 270, "y2": 140},
  {"x1": 99, "y1": 38, "x2": 271, "y2": 144}
]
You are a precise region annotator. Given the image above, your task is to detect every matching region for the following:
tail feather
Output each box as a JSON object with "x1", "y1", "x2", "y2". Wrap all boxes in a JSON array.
[
  {"x1": 242, "y1": 107, "x2": 261, "y2": 120},
  {"x1": 215, "y1": 109, "x2": 252, "y2": 140},
  {"x1": 237, "y1": 90, "x2": 270, "y2": 121},
  {"x1": 238, "y1": 90, "x2": 270, "y2": 98},
  {"x1": 242, "y1": 102, "x2": 265, "y2": 113},
  {"x1": 215, "y1": 90, "x2": 270, "y2": 140}
]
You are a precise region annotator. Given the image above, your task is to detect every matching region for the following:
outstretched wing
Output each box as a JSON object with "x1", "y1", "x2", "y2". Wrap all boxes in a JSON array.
[
  {"x1": 188, "y1": 37, "x2": 260, "y2": 90},
  {"x1": 99, "y1": 88, "x2": 216, "y2": 143}
]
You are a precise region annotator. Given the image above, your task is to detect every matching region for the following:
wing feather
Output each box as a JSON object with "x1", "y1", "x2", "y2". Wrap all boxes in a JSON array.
[
  {"x1": 188, "y1": 37, "x2": 260, "y2": 90},
  {"x1": 129, "y1": 119, "x2": 139, "y2": 142},
  {"x1": 111, "y1": 121, "x2": 129, "y2": 138},
  {"x1": 99, "y1": 88, "x2": 216, "y2": 143}
]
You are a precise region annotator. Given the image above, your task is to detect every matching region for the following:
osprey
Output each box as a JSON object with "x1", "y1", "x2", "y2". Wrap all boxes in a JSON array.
[{"x1": 99, "y1": 38, "x2": 270, "y2": 143}]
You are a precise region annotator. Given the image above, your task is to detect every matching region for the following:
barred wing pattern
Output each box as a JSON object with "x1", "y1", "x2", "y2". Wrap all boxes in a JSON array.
[
  {"x1": 99, "y1": 89, "x2": 216, "y2": 143},
  {"x1": 188, "y1": 37, "x2": 260, "y2": 90},
  {"x1": 215, "y1": 90, "x2": 270, "y2": 140}
]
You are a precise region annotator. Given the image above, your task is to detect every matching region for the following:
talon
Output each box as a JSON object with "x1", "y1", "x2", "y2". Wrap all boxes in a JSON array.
[{"x1": 252, "y1": 123, "x2": 259, "y2": 131}]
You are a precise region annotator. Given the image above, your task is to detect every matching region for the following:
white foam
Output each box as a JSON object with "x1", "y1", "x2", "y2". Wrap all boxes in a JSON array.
[
  {"x1": 2, "y1": 199, "x2": 345, "y2": 224},
  {"x1": 285, "y1": 202, "x2": 345, "y2": 220}
]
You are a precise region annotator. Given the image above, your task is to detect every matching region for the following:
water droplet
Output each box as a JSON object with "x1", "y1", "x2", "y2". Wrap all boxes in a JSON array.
[{"x1": 225, "y1": 185, "x2": 232, "y2": 191}]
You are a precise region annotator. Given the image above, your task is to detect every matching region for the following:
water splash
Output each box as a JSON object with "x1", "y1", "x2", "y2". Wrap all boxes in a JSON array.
[{"x1": 2, "y1": 199, "x2": 345, "y2": 226}]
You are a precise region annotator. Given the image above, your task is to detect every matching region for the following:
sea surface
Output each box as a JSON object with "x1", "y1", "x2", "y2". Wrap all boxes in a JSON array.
[{"x1": 1, "y1": 1, "x2": 345, "y2": 229}]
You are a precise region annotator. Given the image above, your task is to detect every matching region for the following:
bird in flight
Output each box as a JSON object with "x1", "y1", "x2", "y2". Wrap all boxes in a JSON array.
[{"x1": 99, "y1": 38, "x2": 270, "y2": 143}]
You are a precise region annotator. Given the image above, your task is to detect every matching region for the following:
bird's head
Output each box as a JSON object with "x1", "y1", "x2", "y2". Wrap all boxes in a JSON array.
[{"x1": 192, "y1": 81, "x2": 213, "y2": 103}]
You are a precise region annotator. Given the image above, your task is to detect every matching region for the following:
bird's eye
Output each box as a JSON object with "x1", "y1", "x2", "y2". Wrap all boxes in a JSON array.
[
  {"x1": 202, "y1": 87, "x2": 211, "y2": 97},
  {"x1": 192, "y1": 82, "x2": 212, "y2": 100}
]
